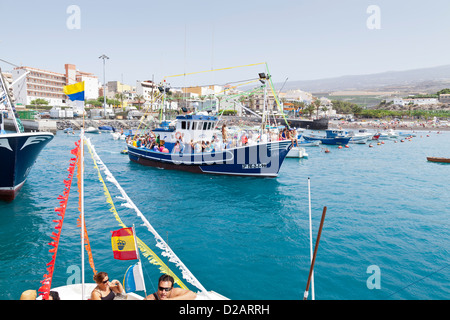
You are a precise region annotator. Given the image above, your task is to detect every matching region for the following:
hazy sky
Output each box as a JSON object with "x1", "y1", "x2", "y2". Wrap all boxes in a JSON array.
[{"x1": 1, "y1": 0, "x2": 450, "y2": 88}]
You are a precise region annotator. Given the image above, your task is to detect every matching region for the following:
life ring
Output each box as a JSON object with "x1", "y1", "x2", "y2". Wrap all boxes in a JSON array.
[{"x1": 175, "y1": 132, "x2": 182, "y2": 140}]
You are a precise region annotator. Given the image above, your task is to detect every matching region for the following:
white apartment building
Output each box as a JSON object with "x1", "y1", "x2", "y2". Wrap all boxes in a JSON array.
[
  {"x1": 136, "y1": 80, "x2": 158, "y2": 101},
  {"x1": 11, "y1": 64, "x2": 99, "y2": 106},
  {"x1": 391, "y1": 97, "x2": 439, "y2": 106}
]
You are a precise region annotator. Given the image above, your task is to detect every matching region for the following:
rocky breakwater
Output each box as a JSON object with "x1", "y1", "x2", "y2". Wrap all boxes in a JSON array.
[{"x1": 56, "y1": 119, "x2": 157, "y2": 131}]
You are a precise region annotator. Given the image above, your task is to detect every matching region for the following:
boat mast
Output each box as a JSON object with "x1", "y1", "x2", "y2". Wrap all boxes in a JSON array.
[
  {"x1": 259, "y1": 73, "x2": 268, "y2": 132},
  {"x1": 0, "y1": 68, "x2": 20, "y2": 133}
]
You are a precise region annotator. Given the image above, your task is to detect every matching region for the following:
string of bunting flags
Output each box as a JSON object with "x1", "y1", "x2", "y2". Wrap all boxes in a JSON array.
[{"x1": 37, "y1": 140, "x2": 81, "y2": 300}]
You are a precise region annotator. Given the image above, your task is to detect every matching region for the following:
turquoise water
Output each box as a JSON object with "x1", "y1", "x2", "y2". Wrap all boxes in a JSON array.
[{"x1": 1, "y1": 130, "x2": 449, "y2": 300}]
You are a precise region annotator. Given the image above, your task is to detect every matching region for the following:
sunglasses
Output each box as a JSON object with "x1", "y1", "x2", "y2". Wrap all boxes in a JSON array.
[
  {"x1": 102, "y1": 279, "x2": 109, "y2": 284},
  {"x1": 158, "y1": 286, "x2": 172, "y2": 292}
]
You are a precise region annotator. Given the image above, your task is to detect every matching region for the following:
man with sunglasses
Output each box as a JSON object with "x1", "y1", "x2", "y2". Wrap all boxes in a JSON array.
[{"x1": 145, "y1": 274, "x2": 197, "y2": 300}]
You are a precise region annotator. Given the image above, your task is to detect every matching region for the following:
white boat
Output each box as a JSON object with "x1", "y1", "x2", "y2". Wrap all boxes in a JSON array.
[
  {"x1": 85, "y1": 126, "x2": 100, "y2": 134},
  {"x1": 40, "y1": 283, "x2": 227, "y2": 300},
  {"x1": 287, "y1": 146, "x2": 308, "y2": 158},
  {"x1": 346, "y1": 130, "x2": 372, "y2": 144},
  {"x1": 378, "y1": 129, "x2": 398, "y2": 139},
  {"x1": 111, "y1": 132, "x2": 126, "y2": 140}
]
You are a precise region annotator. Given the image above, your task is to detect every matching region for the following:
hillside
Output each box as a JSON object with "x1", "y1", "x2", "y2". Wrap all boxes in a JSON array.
[{"x1": 276, "y1": 65, "x2": 450, "y2": 94}]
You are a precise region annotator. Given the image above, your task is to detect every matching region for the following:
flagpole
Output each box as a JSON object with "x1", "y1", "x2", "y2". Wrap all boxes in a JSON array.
[
  {"x1": 132, "y1": 224, "x2": 147, "y2": 298},
  {"x1": 81, "y1": 128, "x2": 85, "y2": 300},
  {"x1": 307, "y1": 177, "x2": 315, "y2": 300}
]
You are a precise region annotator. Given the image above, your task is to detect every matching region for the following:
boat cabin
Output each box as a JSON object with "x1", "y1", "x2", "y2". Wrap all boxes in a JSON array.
[
  {"x1": 152, "y1": 115, "x2": 219, "y2": 145},
  {"x1": 325, "y1": 129, "x2": 348, "y2": 138}
]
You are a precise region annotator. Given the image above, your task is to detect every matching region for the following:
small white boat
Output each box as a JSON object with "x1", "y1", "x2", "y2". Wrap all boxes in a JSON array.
[
  {"x1": 85, "y1": 126, "x2": 100, "y2": 134},
  {"x1": 287, "y1": 146, "x2": 308, "y2": 158},
  {"x1": 111, "y1": 132, "x2": 126, "y2": 140},
  {"x1": 378, "y1": 129, "x2": 398, "y2": 140},
  {"x1": 347, "y1": 130, "x2": 372, "y2": 144}
]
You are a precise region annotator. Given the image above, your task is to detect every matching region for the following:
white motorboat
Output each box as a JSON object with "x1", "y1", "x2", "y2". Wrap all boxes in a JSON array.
[
  {"x1": 287, "y1": 146, "x2": 308, "y2": 158},
  {"x1": 85, "y1": 126, "x2": 100, "y2": 134}
]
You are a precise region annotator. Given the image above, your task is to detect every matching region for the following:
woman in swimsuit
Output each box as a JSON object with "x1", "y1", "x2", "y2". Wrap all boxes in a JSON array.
[{"x1": 91, "y1": 272, "x2": 124, "y2": 300}]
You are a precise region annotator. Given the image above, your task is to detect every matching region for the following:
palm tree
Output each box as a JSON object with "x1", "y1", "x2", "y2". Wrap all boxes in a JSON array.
[
  {"x1": 312, "y1": 99, "x2": 321, "y2": 119},
  {"x1": 304, "y1": 104, "x2": 315, "y2": 118},
  {"x1": 135, "y1": 94, "x2": 144, "y2": 110},
  {"x1": 115, "y1": 93, "x2": 125, "y2": 111}
]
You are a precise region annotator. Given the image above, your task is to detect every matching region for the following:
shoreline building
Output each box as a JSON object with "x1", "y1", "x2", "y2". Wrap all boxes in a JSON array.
[{"x1": 11, "y1": 64, "x2": 99, "y2": 107}]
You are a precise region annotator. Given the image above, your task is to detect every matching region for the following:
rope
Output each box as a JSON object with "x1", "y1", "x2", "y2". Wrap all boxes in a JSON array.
[{"x1": 164, "y1": 62, "x2": 266, "y2": 79}]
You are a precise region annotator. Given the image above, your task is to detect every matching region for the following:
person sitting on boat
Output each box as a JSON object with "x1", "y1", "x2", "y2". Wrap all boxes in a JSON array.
[
  {"x1": 145, "y1": 274, "x2": 196, "y2": 300},
  {"x1": 91, "y1": 272, "x2": 124, "y2": 300},
  {"x1": 291, "y1": 128, "x2": 299, "y2": 147}
]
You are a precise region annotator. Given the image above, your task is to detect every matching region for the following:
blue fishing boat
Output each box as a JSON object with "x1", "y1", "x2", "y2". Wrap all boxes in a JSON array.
[
  {"x1": 302, "y1": 129, "x2": 351, "y2": 145},
  {"x1": 98, "y1": 125, "x2": 115, "y2": 132},
  {"x1": 127, "y1": 115, "x2": 292, "y2": 177},
  {"x1": 0, "y1": 70, "x2": 53, "y2": 201}
]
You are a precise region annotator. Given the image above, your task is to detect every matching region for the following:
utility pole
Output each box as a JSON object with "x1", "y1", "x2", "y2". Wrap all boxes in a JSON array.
[{"x1": 99, "y1": 54, "x2": 109, "y2": 119}]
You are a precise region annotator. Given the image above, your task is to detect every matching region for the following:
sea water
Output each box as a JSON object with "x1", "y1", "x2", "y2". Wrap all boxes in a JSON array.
[{"x1": 0, "y1": 130, "x2": 448, "y2": 300}]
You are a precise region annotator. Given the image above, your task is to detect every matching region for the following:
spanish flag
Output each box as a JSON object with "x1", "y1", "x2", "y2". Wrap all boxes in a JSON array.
[
  {"x1": 111, "y1": 227, "x2": 138, "y2": 260},
  {"x1": 63, "y1": 81, "x2": 85, "y2": 101}
]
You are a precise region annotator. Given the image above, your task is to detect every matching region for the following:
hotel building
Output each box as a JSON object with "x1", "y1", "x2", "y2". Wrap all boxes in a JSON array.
[{"x1": 11, "y1": 64, "x2": 99, "y2": 106}]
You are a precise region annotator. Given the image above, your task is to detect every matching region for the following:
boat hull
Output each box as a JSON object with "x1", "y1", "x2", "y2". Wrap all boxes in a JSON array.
[
  {"x1": 285, "y1": 118, "x2": 329, "y2": 130},
  {"x1": 128, "y1": 140, "x2": 292, "y2": 177},
  {"x1": 302, "y1": 135, "x2": 351, "y2": 145},
  {"x1": 427, "y1": 157, "x2": 450, "y2": 163},
  {"x1": 0, "y1": 132, "x2": 54, "y2": 201}
]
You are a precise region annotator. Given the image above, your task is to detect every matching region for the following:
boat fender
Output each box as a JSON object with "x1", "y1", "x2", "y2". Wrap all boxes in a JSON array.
[
  {"x1": 345, "y1": 145, "x2": 349, "y2": 148},
  {"x1": 162, "y1": 148, "x2": 169, "y2": 153},
  {"x1": 338, "y1": 145, "x2": 342, "y2": 149},
  {"x1": 175, "y1": 132, "x2": 182, "y2": 140}
]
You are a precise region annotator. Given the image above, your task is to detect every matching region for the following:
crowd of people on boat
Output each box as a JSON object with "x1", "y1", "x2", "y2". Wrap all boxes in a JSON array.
[{"x1": 126, "y1": 124, "x2": 300, "y2": 154}]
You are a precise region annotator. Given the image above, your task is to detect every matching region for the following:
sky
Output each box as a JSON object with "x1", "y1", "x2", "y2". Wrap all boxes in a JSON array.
[{"x1": 1, "y1": 0, "x2": 450, "y2": 88}]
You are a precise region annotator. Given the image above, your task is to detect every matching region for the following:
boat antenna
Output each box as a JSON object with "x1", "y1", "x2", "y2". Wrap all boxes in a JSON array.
[{"x1": 303, "y1": 206, "x2": 327, "y2": 300}]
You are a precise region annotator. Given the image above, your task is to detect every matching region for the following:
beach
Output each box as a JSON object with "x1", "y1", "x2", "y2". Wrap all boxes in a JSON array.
[{"x1": 328, "y1": 119, "x2": 450, "y2": 132}]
